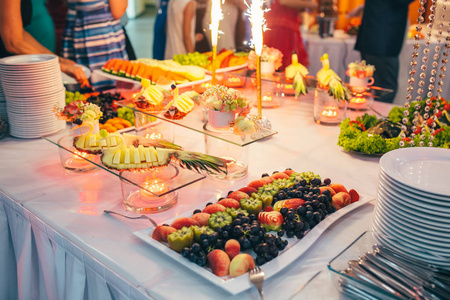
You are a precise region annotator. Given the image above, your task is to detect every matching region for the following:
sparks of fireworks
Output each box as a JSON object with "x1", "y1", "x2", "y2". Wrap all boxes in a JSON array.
[
  {"x1": 245, "y1": 0, "x2": 270, "y2": 55},
  {"x1": 210, "y1": 0, "x2": 224, "y2": 47}
]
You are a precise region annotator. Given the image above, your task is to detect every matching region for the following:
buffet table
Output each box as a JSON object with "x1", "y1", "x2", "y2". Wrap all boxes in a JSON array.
[
  {"x1": 0, "y1": 92, "x2": 394, "y2": 300},
  {"x1": 304, "y1": 33, "x2": 450, "y2": 106}
]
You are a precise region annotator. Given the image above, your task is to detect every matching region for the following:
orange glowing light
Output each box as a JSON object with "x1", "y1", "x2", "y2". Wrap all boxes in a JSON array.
[
  {"x1": 144, "y1": 132, "x2": 163, "y2": 140},
  {"x1": 224, "y1": 76, "x2": 244, "y2": 87},
  {"x1": 141, "y1": 180, "x2": 168, "y2": 198},
  {"x1": 350, "y1": 97, "x2": 366, "y2": 104},
  {"x1": 262, "y1": 95, "x2": 272, "y2": 102},
  {"x1": 72, "y1": 150, "x2": 92, "y2": 162},
  {"x1": 321, "y1": 106, "x2": 339, "y2": 118},
  {"x1": 194, "y1": 82, "x2": 212, "y2": 94},
  {"x1": 77, "y1": 206, "x2": 98, "y2": 216}
]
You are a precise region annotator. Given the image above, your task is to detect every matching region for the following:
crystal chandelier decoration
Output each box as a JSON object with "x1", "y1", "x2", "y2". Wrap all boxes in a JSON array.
[{"x1": 402, "y1": 0, "x2": 450, "y2": 147}]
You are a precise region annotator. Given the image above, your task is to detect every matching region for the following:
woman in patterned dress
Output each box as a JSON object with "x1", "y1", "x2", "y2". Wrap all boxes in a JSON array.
[{"x1": 62, "y1": 0, "x2": 128, "y2": 90}]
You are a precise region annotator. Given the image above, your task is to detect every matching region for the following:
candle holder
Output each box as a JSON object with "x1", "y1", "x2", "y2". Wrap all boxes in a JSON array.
[
  {"x1": 120, "y1": 166, "x2": 179, "y2": 214},
  {"x1": 314, "y1": 89, "x2": 347, "y2": 125},
  {"x1": 251, "y1": 72, "x2": 282, "y2": 108},
  {"x1": 58, "y1": 134, "x2": 100, "y2": 173},
  {"x1": 204, "y1": 126, "x2": 249, "y2": 180},
  {"x1": 347, "y1": 93, "x2": 374, "y2": 111},
  {"x1": 223, "y1": 69, "x2": 247, "y2": 88},
  {"x1": 134, "y1": 110, "x2": 175, "y2": 142}
]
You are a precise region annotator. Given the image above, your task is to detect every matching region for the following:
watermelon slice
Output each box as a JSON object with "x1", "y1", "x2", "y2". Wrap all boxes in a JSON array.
[
  {"x1": 130, "y1": 63, "x2": 140, "y2": 79},
  {"x1": 112, "y1": 59, "x2": 124, "y2": 75},
  {"x1": 102, "y1": 59, "x2": 116, "y2": 73},
  {"x1": 135, "y1": 63, "x2": 148, "y2": 80},
  {"x1": 125, "y1": 62, "x2": 135, "y2": 78},
  {"x1": 119, "y1": 61, "x2": 130, "y2": 77}
]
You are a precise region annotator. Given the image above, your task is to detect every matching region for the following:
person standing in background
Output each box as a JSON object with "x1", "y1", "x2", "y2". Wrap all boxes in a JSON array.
[
  {"x1": 164, "y1": 0, "x2": 197, "y2": 59},
  {"x1": 153, "y1": 0, "x2": 170, "y2": 59},
  {"x1": 62, "y1": 0, "x2": 129, "y2": 90},
  {"x1": 25, "y1": 0, "x2": 56, "y2": 52},
  {"x1": 203, "y1": 0, "x2": 247, "y2": 51},
  {"x1": 264, "y1": 0, "x2": 317, "y2": 70},
  {"x1": 355, "y1": 0, "x2": 415, "y2": 103},
  {"x1": 0, "y1": 0, "x2": 88, "y2": 85}
]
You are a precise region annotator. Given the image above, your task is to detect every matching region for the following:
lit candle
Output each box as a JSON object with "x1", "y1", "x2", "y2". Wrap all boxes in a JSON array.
[
  {"x1": 283, "y1": 84, "x2": 295, "y2": 95},
  {"x1": 140, "y1": 179, "x2": 167, "y2": 198},
  {"x1": 72, "y1": 150, "x2": 92, "y2": 162},
  {"x1": 262, "y1": 95, "x2": 272, "y2": 102},
  {"x1": 194, "y1": 82, "x2": 212, "y2": 94},
  {"x1": 349, "y1": 95, "x2": 367, "y2": 110},
  {"x1": 144, "y1": 132, "x2": 163, "y2": 140},
  {"x1": 321, "y1": 105, "x2": 339, "y2": 118},
  {"x1": 224, "y1": 76, "x2": 244, "y2": 88}
]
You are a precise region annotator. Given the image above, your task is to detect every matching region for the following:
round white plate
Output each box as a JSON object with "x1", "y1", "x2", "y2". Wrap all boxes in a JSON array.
[
  {"x1": 373, "y1": 216, "x2": 450, "y2": 254},
  {"x1": 0, "y1": 54, "x2": 58, "y2": 66},
  {"x1": 379, "y1": 147, "x2": 450, "y2": 197},
  {"x1": 375, "y1": 199, "x2": 450, "y2": 237},
  {"x1": 379, "y1": 171, "x2": 450, "y2": 202},
  {"x1": 374, "y1": 205, "x2": 450, "y2": 245},
  {"x1": 378, "y1": 181, "x2": 450, "y2": 215}
]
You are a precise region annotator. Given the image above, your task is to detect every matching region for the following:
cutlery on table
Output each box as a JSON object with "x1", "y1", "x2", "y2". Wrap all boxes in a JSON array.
[
  {"x1": 103, "y1": 210, "x2": 157, "y2": 227},
  {"x1": 249, "y1": 266, "x2": 265, "y2": 300}
]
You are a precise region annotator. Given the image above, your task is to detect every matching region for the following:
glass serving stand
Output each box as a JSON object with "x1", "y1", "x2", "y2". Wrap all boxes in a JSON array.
[
  {"x1": 42, "y1": 129, "x2": 206, "y2": 197},
  {"x1": 116, "y1": 97, "x2": 277, "y2": 147}
]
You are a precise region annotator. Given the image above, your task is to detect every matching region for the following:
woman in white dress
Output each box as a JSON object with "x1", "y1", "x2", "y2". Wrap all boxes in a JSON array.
[{"x1": 164, "y1": 0, "x2": 196, "y2": 59}]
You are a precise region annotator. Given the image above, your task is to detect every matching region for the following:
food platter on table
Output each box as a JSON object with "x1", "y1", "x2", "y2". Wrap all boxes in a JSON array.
[
  {"x1": 205, "y1": 63, "x2": 248, "y2": 74},
  {"x1": 133, "y1": 169, "x2": 374, "y2": 295}
]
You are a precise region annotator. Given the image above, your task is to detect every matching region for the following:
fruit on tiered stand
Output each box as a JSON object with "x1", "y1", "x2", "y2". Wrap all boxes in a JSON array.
[
  {"x1": 163, "y1": 85, "x2": 197, "y2": 120},
  {"x1": 316, "y1": 54, "x2": 351, "y2": 101},
  {"x1": 151, "y1": 169, "x2": 360, "y2": 277}
]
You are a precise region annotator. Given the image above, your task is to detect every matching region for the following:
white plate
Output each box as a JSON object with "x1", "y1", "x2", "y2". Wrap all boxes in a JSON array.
[
  {"x1": 378, "y1": 180, "x2": 450, "y2": 215},
  {"x1": 205, "y1": 63, "x2": 248, "y2": 74},
  {"x1": 374, "y1": 203, "x2": 450, "y2": 246},
  {"x1": 0, "y1": 54, "x2": 58, "y2": 66},
  {"x1": 375, "y1": 199, "x2": 450, "y2": 239},
  {"x1": 372, "y1": 217, "x2": 450, "y2": 256},
  {"x1": 61, "y1": 65, "x2": 92, "y2": 84},
  {"x1": 134, "y1": 194, "x2": 375, "y2": 295},
  {"x1": 92, "y1": 69, "x2": 212, "y2": 90},
  {"x1": 373, "y1": 224, "x2": 450, "y2": 268},
  {"x1": 376, "y1": 191, "x2": 450, "y2": 229},
  {"x1": 379, "y1": 171, "x2": 450, "y2": 202},
  {"x1": 379, "y1": 147, "x2": 450, "y2": 197}
]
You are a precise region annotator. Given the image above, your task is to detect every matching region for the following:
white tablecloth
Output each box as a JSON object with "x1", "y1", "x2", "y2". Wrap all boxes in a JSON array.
[
  {"x1": 0, "y1": 94, "x2": 394, "y2": 300},
  {"x1": 304, "y1": 33, "x2": 450, "y2": 106}
]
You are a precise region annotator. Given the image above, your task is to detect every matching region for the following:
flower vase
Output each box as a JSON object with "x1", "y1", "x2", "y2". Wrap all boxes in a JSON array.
[
  {"x1": 261, "y1": 61, "x2": 275, "y2": 75},
  {"x1": 208, "y1": 110, "x2": 236, "y2": 129}
]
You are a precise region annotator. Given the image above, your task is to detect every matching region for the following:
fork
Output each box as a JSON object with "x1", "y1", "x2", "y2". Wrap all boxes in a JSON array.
[
  {"x1": 249, "y1": 266, "x2": 265, "y2": 300},
  {"x1": 103, "y1": 210, "x2": 158, "y2": 227}
]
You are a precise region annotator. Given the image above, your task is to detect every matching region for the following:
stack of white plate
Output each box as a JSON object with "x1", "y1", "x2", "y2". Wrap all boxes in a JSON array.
[
  {"x1": 0, "y1": 54, "x2": 66, "y2": 138},
  {"x1": 0, "y1": 78, "x2": 6, "y2": 122},
  {"x1": 373, "y1": 147, "x2": 450, "y2": 269}
]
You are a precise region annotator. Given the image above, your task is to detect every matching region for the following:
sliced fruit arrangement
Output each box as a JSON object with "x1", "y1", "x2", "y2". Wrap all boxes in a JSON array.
[
  {"x1": 173, "y1": 50, "x2": 248, "y2": 71},
  {"x1": 285, "y1": 52, "x2": 309, "y2": 97},
  {"x1": 151, "y1": 169, "x2": 360, "y2": 278},
  {"x1": 338, "y1": 97, "x2": 450, "y2": 154},
  {"x1": 316, "y1": 54, "x2": 351, "y2": 101},
  {"x1": 163, "y1": 84, "x2": 197, "y2": 120},
  {"x1": 102, "y1": 58, "x2": 206, "y2": 85}
]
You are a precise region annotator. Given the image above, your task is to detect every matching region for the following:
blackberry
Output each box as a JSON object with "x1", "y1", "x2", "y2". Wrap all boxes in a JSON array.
[
  {"x1": 323, "y1": 178, "x2": 331, "y2": 185},
  {"x1": 193, "y1": 209, "x2": 201, "y2": 214}
]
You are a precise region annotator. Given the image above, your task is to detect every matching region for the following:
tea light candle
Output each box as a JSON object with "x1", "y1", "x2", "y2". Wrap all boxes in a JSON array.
[
  {"x1": 140, "y1": 180, "x2": 167, "y2": 198},
  {"x1": 262, "y1": 95, "x2": 272, "y2": 102},
  {"x1": 321, "y1": 105, "x2": 339, "y2": 118},
  {"x1": 224, "y1": 76, "x2": 244, "y2": 88},
  {"x1": 283, "y1": 84, "x2": 295, "y2": 95},
  {"x1": 72, "y1": 150, "x2": 92, "y2": 163},
  {"x1": 349, "y1": 95, "x2": 367, "y2": 109},
  {"x1": 194, "y1": 82, "x2": 212, "y2": 94},
  {"x1": 144, "y1": 132, "x2": 163, "y2": 140}
]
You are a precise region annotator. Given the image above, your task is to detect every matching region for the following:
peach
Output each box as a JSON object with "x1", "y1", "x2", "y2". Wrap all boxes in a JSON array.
[
  {"x1": 260, "y1": 176, "x2": 274, "y2": 185},
  {"x1": 151, "y1": 225, "x2": 177, "y2": 242},
  {"x1": 227, "y1": 191, "x2": 249, "y2": 201},
  {"x1": 190, "y1": 213, "x2": 210, "y2": 227},
  {"x1": 170, "y1": 217, "x2": 200, "y2": 230},
  {"x1": 225, "y1": 239, "x2": 240, "y2": 260},
  {"x1": 247, "y1": 179, "x2": 265, "y2": 190},
  {"x1": 329, "y1": 183, "x2": 349, "y2": 194},
  {"x1": 331, "y1": 192, "x2": 352, "y2": 210},
  {"x1": 207, "y1": 249, "x2": 230, "y2": 277},
  {"x1": 270, "y1": 172, "x2": 290, "y2": 180},
  {"x1": 238, "y1": 186, "x2": 258, "y2": 197},
  {"x1": 320, "y1": 186, "x2": 336, "y2": 196},
  {"x1": 283, "y1": 169, "x2": 295, "y2": 176},
  {"x1": 217, "y1": 198, "x2": 240, "y2": 209},
  {"x1": 229, "y1": 254, "x2": 255, "y2": 277},
  {"x1": 202, "y1": 203, "x2": 226, "y2": 214},
  {"x1": 349, "y1": 189, "x2": 360, "y2": 203}
]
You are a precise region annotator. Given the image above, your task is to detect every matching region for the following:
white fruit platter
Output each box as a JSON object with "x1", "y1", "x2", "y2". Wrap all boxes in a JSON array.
[
  {"x1": 93, "y1": 69, "x2": 212, "y2": 90},
  {"x1": 133, "y1": 174, "x2": 374, "y2": 295}
]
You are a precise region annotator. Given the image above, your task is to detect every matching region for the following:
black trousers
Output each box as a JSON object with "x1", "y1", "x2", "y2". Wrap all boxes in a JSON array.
[{"x1": 360, "y1": 53, "x2": 399, "y2": 103}]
